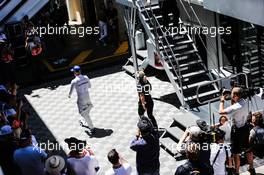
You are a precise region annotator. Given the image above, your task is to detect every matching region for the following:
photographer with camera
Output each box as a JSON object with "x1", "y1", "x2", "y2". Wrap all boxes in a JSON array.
[
  {"x1": 219, "y1": 87, "x2": 255, "y2": 175},
  {"x1": 130, "y1": 116, "x2": 160, "y2": 175},
  {"x1": 177, "y1": 124, "x2": 211, "y2": 167}
]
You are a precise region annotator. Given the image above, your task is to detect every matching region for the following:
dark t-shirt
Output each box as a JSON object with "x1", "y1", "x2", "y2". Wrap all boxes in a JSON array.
[
  {"x1": 137, "y1": 80, "x2": 152, "y2": 97},
  {"x1": 0, "y1": 135, "x2": 20, "y2": 175},
  {"x1": 175, "y1": 161, "x2": 213, "y2": 175},
  {"x1": 130, "y1": 132, "x2": 160, "y2": 173}
]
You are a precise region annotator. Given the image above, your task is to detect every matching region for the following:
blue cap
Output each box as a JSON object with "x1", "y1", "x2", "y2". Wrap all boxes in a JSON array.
[
  {"x1": 71, "y1": 65, "x2": 81, "y2": 72},
  {"x1": 0, "y1": 125, "x2": 13, "y2": 136}
]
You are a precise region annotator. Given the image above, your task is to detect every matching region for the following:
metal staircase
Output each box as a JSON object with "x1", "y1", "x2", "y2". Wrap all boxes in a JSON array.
[
  {"x1": 242, "y1": 24, "x2": 264, "y2": 87},
  {"x1": 123, "y1": 0, "x2": 219, "y2": 108}
]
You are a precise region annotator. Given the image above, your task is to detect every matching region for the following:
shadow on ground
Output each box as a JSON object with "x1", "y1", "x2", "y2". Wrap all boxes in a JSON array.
[
  {"x1": 85, "y1": 128, "x2": 113, "y2": 138},
  {"x1": 25, "y1": 99, "x2": 67, "y2": 158}
]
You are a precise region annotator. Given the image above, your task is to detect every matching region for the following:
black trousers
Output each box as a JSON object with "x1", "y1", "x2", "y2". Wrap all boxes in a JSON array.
[{"x1": 138, "y1": 97, "x2": 158, "y2": 128}]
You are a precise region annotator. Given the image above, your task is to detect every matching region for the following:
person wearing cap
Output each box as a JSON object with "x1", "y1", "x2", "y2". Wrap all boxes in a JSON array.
[
  {"x1": 219, "y1": 87, "x2": 255, "y2": 175},
  {"x1": 0, "y1": 125, "x2": 21, "y2": 175},
  {"x1": 65, "y1": 137, "x2": 100, "y2": 175},
  {"x1": 45, "y1": 155, "x2": 66, "y2": 175},
  {"x1": 130, "y1": 117, "x2": 160, "y2": 175},
  {"x1": 137, "y1": 70, "x2": 158, "y2": 128},
  {"x1": 68, "y1": 65, "x2": 95, "y2": 134},
  {"x1": 105, "y1": 149, "x2": 132, "y2": 175},
  {"x1": 176, "y1": 125, "x2": 211, "y2": 166},
  {"x1": 13, "y1": 129, "x2": 47, "y2": 175}
]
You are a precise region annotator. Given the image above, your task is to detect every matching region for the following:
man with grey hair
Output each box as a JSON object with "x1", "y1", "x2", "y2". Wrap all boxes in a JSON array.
[{"x1": 219, "y1": 87, "x2": 255, "y2": 175}]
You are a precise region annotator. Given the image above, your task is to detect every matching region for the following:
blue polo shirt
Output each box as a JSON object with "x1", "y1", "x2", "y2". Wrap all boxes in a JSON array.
[{"x1": 13, "y1": 146, "x2": 47, "y2": 175}]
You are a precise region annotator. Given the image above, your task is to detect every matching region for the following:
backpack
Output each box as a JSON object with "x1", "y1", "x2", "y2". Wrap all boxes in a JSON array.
[
  {"x1": 253, "y1": 127, "x2": 264, "y2": 144},
  {"x1": 252, "y1": 127, "x2": 264, "y2": 158}
]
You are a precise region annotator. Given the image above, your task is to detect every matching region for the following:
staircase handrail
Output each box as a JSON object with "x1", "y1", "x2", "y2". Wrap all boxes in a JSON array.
[
  {"x1": 137, "y1": 0, "x2": 184, "y2": 89},
  {"x1": 196, "y1": 72, "x2": 248, "y2": 105},
  {"x1": 136, "y1": 0, "x2": 185, "y2": 106},
  {"x1": 176, "y1": 0, "x2": 225, "y2": 78},
  {"x1": 137, "y1": 1, "x2": 184, "y2": 85}
]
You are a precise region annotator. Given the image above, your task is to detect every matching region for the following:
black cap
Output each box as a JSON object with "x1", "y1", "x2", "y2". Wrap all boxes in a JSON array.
[
  {"x1": 64, "y1": 137, "x2": 86, "y2": 145},
  {"x1": 137, "y1": 118, "x2": 152, "y2": 134}
]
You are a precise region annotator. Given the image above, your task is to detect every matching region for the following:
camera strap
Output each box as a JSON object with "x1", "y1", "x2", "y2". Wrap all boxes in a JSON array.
[{"x1": 212, "y1": 147, "x2": 221, "y2": 165}]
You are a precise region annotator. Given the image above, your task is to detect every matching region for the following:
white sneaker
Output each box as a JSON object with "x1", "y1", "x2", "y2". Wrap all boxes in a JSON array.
[{"x1": 79, "y1": 119, "x2": 88, "y2": 127}]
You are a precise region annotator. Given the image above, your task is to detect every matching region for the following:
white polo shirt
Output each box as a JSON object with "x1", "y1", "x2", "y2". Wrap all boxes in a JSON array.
[
  {"x1": 67, "y1": 155, "x2": 99, "y2": 175},
  {"x1": 105, "y1": 163, "x2": 132, "y2": 175},
  {"x1": 224, "y1": 99, "x2": 248, "y2": 128}
]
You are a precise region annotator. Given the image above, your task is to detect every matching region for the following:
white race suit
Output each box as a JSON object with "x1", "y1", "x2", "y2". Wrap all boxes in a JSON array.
[{"x1": 69, "y1": 74, "x2": 94, "y2": 129}]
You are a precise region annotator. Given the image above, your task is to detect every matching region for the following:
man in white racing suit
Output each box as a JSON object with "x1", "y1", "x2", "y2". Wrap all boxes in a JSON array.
[{"x1": 68, "y1": 65, "x2": 95, "y2": 134}]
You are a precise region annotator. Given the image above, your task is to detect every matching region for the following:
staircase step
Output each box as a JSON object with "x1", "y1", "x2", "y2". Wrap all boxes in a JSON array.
[
  {"x1": 184, "y1": 89, "x2": 219, "y2": 101},
  {"x1": 169, "y1": 60, "x2": 202, "y2": 69},
  {"x1": 166, "y1": 49, "x2": 198, "y2": 59},
  {"x1": 242, "y1": 49, "x2": 258, "y2": 56},
  {"x1": 159, "y1": 38, "x2": 193, "y2": 47},
  {"x1": 166, "y1": 127, "x2": 185, "y2": 141},
  {"x1": 182, "y1": 80, "x2": 211, "y2": 89},
  {"x1": 252, "y1": 78, "x2": 261, "y2": 83},
  {"x1": 251, "y1": 71, "x2": 261, "y2": 76},
  {"x1": 140, "y1": 5, "x2": 160, "y2": 12},
  {"x1": 122, "y1": 65, "x2": 135, "y2": 75},
  {"x1": 244, "y1": 59, "x2": 259, "y2": 66},
  {"x1": 160, "y1": 137, "x2": 178, "y2": 155},
  {"x1": 173, "y1": 70, "x2": 206, "y2": 79}
]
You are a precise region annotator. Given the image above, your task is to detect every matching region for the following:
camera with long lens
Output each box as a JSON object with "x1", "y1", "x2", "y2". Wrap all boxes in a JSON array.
[
  {"x1": 220, "y1": 88, "x2": 232, "y2": 100},
  {"x1": 220, "y1": 80, "x2": 261, "y2": 100},
  {"x1": 196, "y1": 120, "x2": 216, "y2": 143}
]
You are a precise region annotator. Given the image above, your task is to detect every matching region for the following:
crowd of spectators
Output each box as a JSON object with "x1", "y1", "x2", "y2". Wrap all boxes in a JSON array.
[{"x1": 0, "y1": 81, "x2": 132, "y2": 175}]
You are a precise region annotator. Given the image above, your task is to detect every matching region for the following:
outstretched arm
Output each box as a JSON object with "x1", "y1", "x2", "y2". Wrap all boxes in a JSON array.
[{"x1": 68, "y1": 81, "x2": 75, "y2": 98}]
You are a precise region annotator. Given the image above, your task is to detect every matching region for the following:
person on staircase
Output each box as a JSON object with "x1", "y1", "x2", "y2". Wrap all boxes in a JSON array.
[{"x1": 137, "y1": 71, "x2": 158, "y2": 128}]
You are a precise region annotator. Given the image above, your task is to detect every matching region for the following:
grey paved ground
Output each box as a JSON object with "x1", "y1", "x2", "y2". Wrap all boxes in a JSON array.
[{"x1": 24, "y1": 70, "x2": 182, "y2": 175}]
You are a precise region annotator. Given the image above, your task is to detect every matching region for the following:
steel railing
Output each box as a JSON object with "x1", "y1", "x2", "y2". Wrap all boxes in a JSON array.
[{"x1": 136, "y1": 0, "x2": 186, "y2": 106}]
